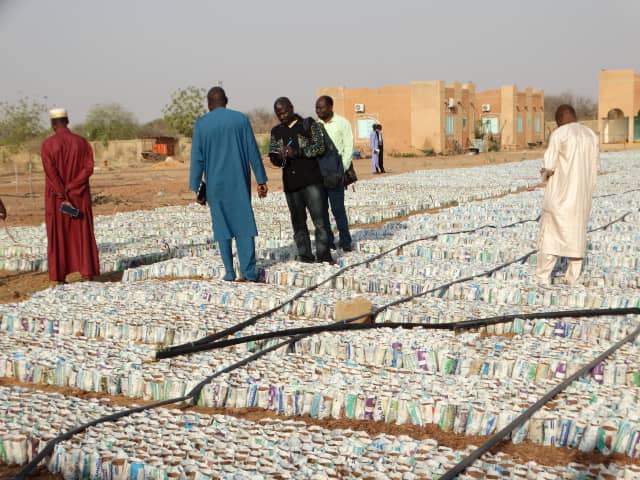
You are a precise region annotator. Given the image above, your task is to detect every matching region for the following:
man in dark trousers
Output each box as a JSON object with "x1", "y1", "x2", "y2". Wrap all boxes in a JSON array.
[
  {"x1": 370, "y1": 123, "x2": 385, "y2": 174},
  {"x1": 269, "y1": 97, "x2": 333, "y2": 263},
  {"x1": 375, "y1": 123, "x2": 385, "y2": 173},
  {"x1": 41, "y1": 108, "x2": 100, "y2": 283},
  {"x1": 315, "y1": 95, "x2": 353, "y2": 252}
]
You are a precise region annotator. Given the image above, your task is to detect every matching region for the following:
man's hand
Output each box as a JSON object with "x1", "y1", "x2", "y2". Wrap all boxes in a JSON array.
[
  {"x1": 61, "y1": 200, "x2": 76, "y2": 209},
  {"x1": 257, "y1": 183, "x2": 268, "y2": 198},
  {"x1": 268, "y1": 152, "x2": 284, "y2": 167},
  {"x1": 283, "y1": 146, "x2": 296, "y2": 158},
  {"x1": 374, "y1": 148, "x2": 380, "y2": 154},
  {"x1": 540, "y1": 168, "x2": 554, "y2": 181}
]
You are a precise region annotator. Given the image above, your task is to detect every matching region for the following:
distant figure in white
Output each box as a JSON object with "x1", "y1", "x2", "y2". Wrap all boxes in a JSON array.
[{"x1": 536, "y1": 104, "x2": 599, "y2": 287}]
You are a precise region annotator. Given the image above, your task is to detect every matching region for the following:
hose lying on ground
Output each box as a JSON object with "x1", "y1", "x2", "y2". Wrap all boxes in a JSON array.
[
  {"x1": 14, "y1": 207, "x2": 638, "y2": 479},
  {"x1": 156, "y1": 308, "x2": 640, "y2": 358}
]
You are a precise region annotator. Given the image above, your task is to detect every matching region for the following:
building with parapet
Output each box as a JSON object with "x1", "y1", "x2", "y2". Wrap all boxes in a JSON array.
[
  {"x1": 598, "y1": 69, "x2": 640, "y2": 143},
  {"x1": 317, "y1": 81, "x2": 544, "y2": 154}
]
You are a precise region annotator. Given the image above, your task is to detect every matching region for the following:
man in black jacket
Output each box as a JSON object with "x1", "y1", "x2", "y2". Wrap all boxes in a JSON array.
[{"x1": 269, "y1": 97, "x2": 333, "y2": 263}]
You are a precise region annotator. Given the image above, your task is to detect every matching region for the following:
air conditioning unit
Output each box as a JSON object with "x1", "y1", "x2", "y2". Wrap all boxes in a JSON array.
[
  {"x1": 482, "y1": 104, "x2": 491, "y2": 113},
  {"x1": 354, "y1": 103, "x2": 365, "y2": 113}
]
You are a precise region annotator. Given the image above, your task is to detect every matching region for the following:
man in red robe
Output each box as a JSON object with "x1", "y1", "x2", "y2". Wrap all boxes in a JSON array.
[{"x1": 41, "y1": 108, "x2": 100, "y2": 283}]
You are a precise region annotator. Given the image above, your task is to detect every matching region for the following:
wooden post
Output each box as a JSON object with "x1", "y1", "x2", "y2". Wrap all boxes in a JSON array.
[{"x1": 28, "y1": 158, "x2": 33, "y2": 196}]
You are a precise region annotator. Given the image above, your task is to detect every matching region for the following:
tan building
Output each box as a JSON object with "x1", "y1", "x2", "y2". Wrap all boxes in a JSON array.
[
  {"x1": 475, "y1": 86, "x2": 545, "y2": 150},
  {"x1": 598, "y1": 69, "x2": 640, "y2": 143},
  {"x1": 318, "y1": 81, "x2": 543, "y2": 154}
]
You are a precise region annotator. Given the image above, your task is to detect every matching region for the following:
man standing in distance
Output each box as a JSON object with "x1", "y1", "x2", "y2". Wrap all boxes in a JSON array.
[
  {"x1": 41, "y1": 108, "x2": 100, "y2": 283},
  {"x1": 536, "y1": 104, "x2": 599, "y2": 287},
  {"x1": 375, "y1": 123, "x2": 385, "y2": 173},
  {"x1": 315, "y1": 95, "x2": 354, "y2": 252},
  {"x1": 370, "y1": 123, "x2": 384, "y2": 173},
  {"x1": 190, "y1": 87, "x2": 268, "y2": 282},
  {"x1": 269, "y1": 97, "x2": 332, "y2": 263}
]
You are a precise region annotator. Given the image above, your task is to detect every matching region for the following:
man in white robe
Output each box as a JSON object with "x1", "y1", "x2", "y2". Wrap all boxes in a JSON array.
[{"x1": 536, "y1": 104, "x2": 599, "y2": 287}]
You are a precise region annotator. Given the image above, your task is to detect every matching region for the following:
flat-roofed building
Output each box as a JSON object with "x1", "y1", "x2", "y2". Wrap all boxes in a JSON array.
[
  {"x1": 598, "y1": 69, "x2": 640, "y2": 143},
  {"x1": 318, "y1": 81, "x2": 543, "y2": 155}
]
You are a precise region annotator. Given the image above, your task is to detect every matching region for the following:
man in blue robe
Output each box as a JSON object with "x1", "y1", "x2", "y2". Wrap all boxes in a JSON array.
[{"x1": 189, "y1": 87, "x2": 268, "y2": 282}]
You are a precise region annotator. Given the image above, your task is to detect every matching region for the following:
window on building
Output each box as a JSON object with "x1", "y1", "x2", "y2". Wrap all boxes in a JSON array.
[
  {"x1": 481, "y1": 117, "x2": 499, "y2": 134},
  {"x1": 534, "y1": 115, "x2": 541, "y2": 133},
  {"x1": 446, "y1": 115, "x2": 454, "y2": 136},
  {"x1": 462, "y1": 116, "x2": 467, "y2": 129},
  {"x1": 517, "y1": 116, "x2": 523, "y2": 133},
  {"x1": 357, "y1": 119, "x2": 376, "y2": 139}
]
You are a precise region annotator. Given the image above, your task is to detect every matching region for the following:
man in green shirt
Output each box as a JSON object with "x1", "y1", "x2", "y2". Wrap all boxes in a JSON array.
[{"x1": 316, "y1": 95, "x2": 354, "y2": 252}]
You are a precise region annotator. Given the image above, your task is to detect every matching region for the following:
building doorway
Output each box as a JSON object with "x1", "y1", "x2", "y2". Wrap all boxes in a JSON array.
[
  {"x1": 602, "y1": 108, "x2": 628, "y2": 143},
  {"x1": 634, "y1": 110, "x2": 640, "y2": 142}
]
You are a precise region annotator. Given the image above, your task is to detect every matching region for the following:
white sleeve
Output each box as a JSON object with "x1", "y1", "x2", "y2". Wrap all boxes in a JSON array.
[{"x1": 543, "y1": 130, "x2": 559, "y2": 171}]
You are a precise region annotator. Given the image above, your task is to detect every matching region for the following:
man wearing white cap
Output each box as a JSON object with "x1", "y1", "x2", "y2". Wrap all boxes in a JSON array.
[{"x1": 41, "y1": 108, "x2": 100, "y2": 283}]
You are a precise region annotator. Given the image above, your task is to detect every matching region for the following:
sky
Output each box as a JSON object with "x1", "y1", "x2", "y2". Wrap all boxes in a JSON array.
[{"x1": 1, "y1": 0, "x2": 638, "y2": 124}]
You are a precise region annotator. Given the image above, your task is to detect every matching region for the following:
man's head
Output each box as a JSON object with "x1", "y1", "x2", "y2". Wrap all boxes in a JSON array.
[
  {"x1": 274, "y1": 97, "x2": 295, "y2": 125},
  {"x1": 49, "y1": 108, "x2": 69, "y2": 131},
  {"x1": 377, "y1": 123, "x2": 382, "y2": 131},
  {"x1": 555, "y1": 104, "x2": 577, "y2": 127},
  {"x1": 207, "y1": 87, "x2": 228, "y2": 111},
  {"x1": 315, "y1": 95, "x2": 334, "y2": 122}
]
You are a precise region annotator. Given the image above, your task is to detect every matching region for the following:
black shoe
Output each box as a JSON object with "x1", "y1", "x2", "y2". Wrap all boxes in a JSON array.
[
  {"x1": 330, "y1": 244, "x2": 337, "y2": 251},
  {"x1": 316, "y1": 256, "x2": 336, "y2": 265},
  {"x1": 242, "y1": 277, "x2": 265, "y2": 283},
  {"x1": 295, "y1": 255, "x2": 315, "y2": 264},
  {"x1": 341, "y1": 245, "x2": 353, "y2": 252}
]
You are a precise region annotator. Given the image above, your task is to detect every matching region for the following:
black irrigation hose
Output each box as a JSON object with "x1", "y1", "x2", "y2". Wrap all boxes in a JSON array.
[
  {"x1": 588, "y1": 211, "x2": 634, "y2": 233},
  {"x1": 157, "y1": 308, "x2": 640, "y2": 357},
  {"x1": 156, "y1": 248, "x2": 537, "y2": 361},
  {"x1": 13, "y1": 337, "x2": 304, "y2": 480},
  {"x1": 159, "y1": 216, "x2": 540, "y2": 358},
  {"x1": 594, "y1": 187, "x2": 640, "y2": 199},
  {"x1": 14, "y1": 395, "x2": 190, "y2": 480},
  {"x1": 159, "y1": 206, "x2": 637, "y2": 361},
  {"x1": 156, "y1": 248, "x2": 533, "y2": 360},
  {"x1": 15, "y1": 207, "x2": 637, "y2": 478},
  {"x1": 440, "y1": 323, "x2": 640, "y2": 480}
]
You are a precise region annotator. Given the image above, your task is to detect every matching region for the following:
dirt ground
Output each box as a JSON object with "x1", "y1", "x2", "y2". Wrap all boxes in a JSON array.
[
  {"x1": 0, "y1": 150, "x2": 544, "y2": 304},
  {"x1": 1, "y1": 377, "x2": 636, "y2": 473}
]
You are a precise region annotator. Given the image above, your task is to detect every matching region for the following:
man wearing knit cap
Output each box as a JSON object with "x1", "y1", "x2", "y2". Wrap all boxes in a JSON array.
[{"x1": 41, "y1": 108, "x2": 100, "y2": 283}]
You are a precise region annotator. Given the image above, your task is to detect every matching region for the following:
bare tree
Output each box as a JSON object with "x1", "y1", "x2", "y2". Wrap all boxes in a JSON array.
[
  {"x1": 138, "y1": 118, "x2": 176, "y2": 137},
  {"x1": 245, "y1": 108, "x2": 274, "y2": 134},
  {"x1": 544, "y1": 91, "x2": 598, "y2": 122}
]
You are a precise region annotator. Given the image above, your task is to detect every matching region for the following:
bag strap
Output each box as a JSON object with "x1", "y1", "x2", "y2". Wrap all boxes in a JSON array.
[{"x1": 302, "y1": 116, "x2": 314, "y2": 133}]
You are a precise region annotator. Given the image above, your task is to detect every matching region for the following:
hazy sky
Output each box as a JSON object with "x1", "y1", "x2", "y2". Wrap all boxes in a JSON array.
[{"x1": 1, "y1": 0, "x2": 638, "y2": 123}]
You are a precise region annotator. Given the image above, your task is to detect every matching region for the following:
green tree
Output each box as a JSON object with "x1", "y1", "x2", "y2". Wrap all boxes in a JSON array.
[
  {"x1": 76, "y1": 103, "x2": 140, "y2": 142},
  {"x1": 0, "y1": 96, "x2": 49, "y2": 152},
  {"x1": 162, "y1": 86, "x2": 206, "y2": 137}
]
